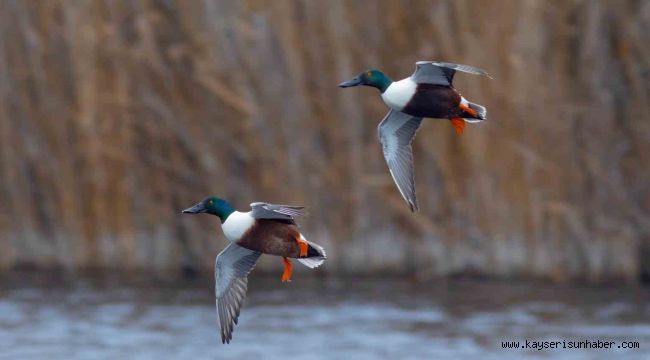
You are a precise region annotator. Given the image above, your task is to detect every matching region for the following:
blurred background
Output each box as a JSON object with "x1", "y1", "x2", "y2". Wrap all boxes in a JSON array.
[{"x1": 0, "y1": 0, "x2": 649, "y2": 359}]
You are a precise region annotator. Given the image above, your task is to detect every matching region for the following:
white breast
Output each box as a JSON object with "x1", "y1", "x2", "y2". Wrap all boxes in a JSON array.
[
  {"x1": 381, "y1": 78, "x2": 417, "y2": 111},
  {"x1": 221, "y1": 211, "x2": 255, "y2": 241}
]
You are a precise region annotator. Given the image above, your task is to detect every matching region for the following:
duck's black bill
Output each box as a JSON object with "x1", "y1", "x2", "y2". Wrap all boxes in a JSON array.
[
  {"x1": 182, "y1": 202, "x2": 206, "y2": 214},
  {"x1": 338, "y1": 77, "x2": 363, "y2": 88}
]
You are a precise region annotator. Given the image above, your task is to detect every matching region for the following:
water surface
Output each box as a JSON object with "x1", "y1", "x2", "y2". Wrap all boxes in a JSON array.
[{"x1": 0, "y1": 272, "x2": 648, "y2": 359}]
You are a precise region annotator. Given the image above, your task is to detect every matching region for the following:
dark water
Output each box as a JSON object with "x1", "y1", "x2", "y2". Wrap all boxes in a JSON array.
[{"x1": 0, "y1": 272, "x2": 648, "y2": 359}]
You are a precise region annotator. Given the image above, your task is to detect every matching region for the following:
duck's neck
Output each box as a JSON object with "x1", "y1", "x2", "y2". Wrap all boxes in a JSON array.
[
  {"x1": 372, "y1": 75, "x2": 392, "y2": 93},
  {"x1": 214, "y1": 206, "x2": 235, "y2": 224}
]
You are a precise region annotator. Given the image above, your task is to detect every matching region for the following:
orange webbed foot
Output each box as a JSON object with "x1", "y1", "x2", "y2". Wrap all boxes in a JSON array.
[
  {"x1": 450, "y1": 118, "x2": 465, "y2": 135},
  {"x1": 459, "y1": 104, "x2": 478, "y2": 118},
  {"x1": 281, "y1": 257, "x2": 293, "y2": 282},
  {"x1": 297, "y1": 237, "x2": 309, "y2": 257}
]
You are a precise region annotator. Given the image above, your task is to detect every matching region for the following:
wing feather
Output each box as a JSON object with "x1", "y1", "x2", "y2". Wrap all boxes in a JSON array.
[
  {"x1": 428, "y1": 61, "x2": 493, "y2": 78},
  {"x1": 411, "y1": 61, "x2": 492, "y2": 85},
  {"x1": 250, "y1": 202, "x2": 305, "y2": 220},
  {"x1": 378, "y1": 110, "x2": 423, "y2": 212},
  {"x1": 215, "y1": 243, "x2": 261, "y2": 344}
]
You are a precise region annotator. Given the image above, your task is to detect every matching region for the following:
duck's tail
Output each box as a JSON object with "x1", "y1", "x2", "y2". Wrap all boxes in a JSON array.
[
  {"x1": 466, "y1": 101, "x2": 487, "y2": 121},
  {"x1": 459, "y1": 99, "x2": 487, "y2": 122},
  {"x1": 297, "y1": 235, "x2": 326, "y2": 269},
  {"x1": 451, "y1": 100, "x2": 487, "y2": 135}
]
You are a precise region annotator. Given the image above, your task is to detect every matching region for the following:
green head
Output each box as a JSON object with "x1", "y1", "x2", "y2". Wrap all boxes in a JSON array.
[
  {"x1": 182, "y1": 196, "x2": 235, "y2": 223},
  {"x1": 339, "y1": 69, "x2": 392, "y2": 93}
]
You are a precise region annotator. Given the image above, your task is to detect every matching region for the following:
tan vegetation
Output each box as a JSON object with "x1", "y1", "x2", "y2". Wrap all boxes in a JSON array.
[{"x1": 0, "y1": 0, "x2": 648, "y2": 282}]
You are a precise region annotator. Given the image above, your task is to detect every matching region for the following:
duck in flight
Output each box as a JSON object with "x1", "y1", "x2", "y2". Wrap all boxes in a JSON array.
[
  {"x1": 182, "y1": 197, "x2": 326, "y2": 343},
  {"x1": 339, "y1": 61, "x2": 491, "y2": 211}
]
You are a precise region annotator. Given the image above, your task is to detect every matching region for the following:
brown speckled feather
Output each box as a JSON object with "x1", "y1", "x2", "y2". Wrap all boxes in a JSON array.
[{"x1": 235, "y1": 220, "x2": 303, "y2": 258}]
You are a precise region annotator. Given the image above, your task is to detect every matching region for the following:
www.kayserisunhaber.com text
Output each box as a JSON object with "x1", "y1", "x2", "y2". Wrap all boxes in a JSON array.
[{"x1": 502, "y1": 340, "x2": 640, "y2": 351}]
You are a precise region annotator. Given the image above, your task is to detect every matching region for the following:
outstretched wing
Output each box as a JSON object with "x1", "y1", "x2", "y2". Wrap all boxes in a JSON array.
[
  {"x1": 378, "y1": 109, "x2": 423, "y2": 212},
  {"x1": 215, "y1": 243, "x2": 261, "y2": 344},
  {"x1": 250, "y1": 202, "x2": 305, "y2": 221},
  {"x1": 411, "y1": 61, "x2": 492, "y2": 86}
]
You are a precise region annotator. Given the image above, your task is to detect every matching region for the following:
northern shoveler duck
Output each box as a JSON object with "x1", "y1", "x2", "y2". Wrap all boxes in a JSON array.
[
  {"x1": 182, "y1": 197, "x2": 326, "y2": 344},
  {"x1": 339, "y1": 61, "x2": 491, "y2": 211}
]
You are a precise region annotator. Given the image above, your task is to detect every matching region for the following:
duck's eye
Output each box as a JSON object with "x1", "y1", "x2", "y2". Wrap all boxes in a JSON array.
[
  {"x1": 366, "y1": 71, "x2": 372, "y2": 77},
  {"x1": 209, "y1": 200, "x2": 213, "y2": 205}
]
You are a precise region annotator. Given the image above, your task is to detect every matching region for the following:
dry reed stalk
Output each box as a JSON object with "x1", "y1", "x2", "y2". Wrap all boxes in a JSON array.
[{"x1": 0, "y1": 0, "x2": 647, "y2": 282}]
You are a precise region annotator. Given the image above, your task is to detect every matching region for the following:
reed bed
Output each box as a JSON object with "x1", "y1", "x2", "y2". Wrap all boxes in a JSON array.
[{"x1": 0, "y1": 0, "x2": 648, "y2": 282}]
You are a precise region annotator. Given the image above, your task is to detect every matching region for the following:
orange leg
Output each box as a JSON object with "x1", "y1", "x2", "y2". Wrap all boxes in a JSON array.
[
  {"x1": 281, "y1": 257, "x2": 293, "y2": 282},
  {"x1": 459, "y1": 104, "x2": 478, "y2": 118},
  {"x1": 296, "y1": 236, "x2": 308, "y2": 257},
  {"x1": 450, "y1": 118, "x2": 465, "y2": 135}
]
